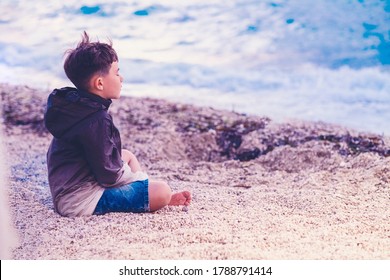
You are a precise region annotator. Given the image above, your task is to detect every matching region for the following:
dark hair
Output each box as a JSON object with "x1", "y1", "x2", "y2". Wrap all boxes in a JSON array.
[{"x1": 63, "y1": 31, "x2": 118, "y2": 90}]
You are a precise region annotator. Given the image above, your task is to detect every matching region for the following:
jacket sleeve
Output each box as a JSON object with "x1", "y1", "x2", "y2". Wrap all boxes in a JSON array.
[{"x1": 78, "y1": 114, "x2": 126, "y2": 187}]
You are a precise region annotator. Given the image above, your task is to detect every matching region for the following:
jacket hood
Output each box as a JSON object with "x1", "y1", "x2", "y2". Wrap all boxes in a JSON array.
[{"x1": 44, "y1": 87, "x2": 112, "y2": 138}]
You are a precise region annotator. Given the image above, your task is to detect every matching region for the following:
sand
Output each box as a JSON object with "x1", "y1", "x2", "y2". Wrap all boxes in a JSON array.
[{"x1": 0, "y1": 83, "x2": 389, "y2": 260}]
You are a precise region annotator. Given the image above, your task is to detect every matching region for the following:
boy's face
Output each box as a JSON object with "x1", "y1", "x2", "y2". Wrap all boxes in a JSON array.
[{"x1": 100, "y1": 61, "x2": 123, "y2": 99}]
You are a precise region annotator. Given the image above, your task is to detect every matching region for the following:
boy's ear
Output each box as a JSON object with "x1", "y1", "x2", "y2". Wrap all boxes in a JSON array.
[
  {"x1": 90, "y1": 75, "x2": 104, "y2": 91},
  {"x1": 95, "y1": 76, "x2": 104, "y2": 91}
]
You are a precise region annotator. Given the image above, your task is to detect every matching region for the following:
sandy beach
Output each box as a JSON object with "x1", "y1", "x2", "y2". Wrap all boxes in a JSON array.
[{"x1": 0, "y1": 83, "x2": 389, "y2": 260}]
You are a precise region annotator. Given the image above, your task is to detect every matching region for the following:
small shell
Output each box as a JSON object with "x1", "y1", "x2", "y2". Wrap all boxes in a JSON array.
[{"x1": 182, "y1": 206, "x2": 189, "y2": 212}]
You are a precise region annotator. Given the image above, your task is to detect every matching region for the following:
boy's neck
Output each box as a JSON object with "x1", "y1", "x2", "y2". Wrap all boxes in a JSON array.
[
  {"x1": 78, "y1": 88, "x2": 112, "y2": 107},
  {"x1": 87, "y1": 89, "x2": 109, "y2": 100}
]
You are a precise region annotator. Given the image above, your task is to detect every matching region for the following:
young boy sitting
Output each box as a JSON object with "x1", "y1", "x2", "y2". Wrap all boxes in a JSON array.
[{"x1": 44, "y1": 31, "x2": 191, "y2": 217}]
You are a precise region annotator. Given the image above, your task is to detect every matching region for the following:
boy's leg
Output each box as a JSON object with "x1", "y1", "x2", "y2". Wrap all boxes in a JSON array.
[
  {"x1": 122, "y1": 149, "x2": 142, "y2": 172},
  {"x1": 148, "y1": 180, "x2": 172, "y2": 211},
  {"x1": 148, "y1": 180, "x2": 192, "y2": 211}
]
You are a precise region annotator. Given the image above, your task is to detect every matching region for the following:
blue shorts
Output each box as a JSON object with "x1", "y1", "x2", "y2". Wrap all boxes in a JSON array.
[{"x1": 93, "y1": 179, "x2": 150, "y2": 215}]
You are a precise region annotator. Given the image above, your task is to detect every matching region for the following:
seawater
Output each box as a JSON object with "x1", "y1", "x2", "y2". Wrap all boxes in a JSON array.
[{"x1": 0, "y1": 0, "x2": 389, "y2": 135}]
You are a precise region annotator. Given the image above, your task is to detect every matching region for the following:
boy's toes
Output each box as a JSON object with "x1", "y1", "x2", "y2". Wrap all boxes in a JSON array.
[
  {"x1": 169, "y1": 191, "x2": 191, "y2": 206},
  {"x1": 183, "y1": 191, "x2": 191, "y2": 205}
]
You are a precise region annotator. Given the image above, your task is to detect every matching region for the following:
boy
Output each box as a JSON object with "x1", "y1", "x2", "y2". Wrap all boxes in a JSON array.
[{"x1": 44, "y1": 32, "x2": 191, "y2": 217}]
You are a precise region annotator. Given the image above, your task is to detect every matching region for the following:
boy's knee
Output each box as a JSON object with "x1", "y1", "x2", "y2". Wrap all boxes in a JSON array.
[
  {"x1": 149, "y1": 181, "x2": 172, "y2": 211},
  {"x1": 158, "y1": 182, "x2": 172, "y2": 204},
  {"x1": 122, "y1": 149, "x2": 133, "y2": 158}
]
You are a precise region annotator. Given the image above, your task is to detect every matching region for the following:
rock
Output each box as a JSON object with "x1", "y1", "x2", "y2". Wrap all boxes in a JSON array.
[{"x1": 0, "y1": 84, "x2": 46, "y2": 125}]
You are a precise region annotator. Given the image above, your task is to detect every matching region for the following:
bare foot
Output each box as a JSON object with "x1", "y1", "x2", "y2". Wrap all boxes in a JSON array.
[{"x1": 169, "y1": 191, "x2": 191, "y2": 206}]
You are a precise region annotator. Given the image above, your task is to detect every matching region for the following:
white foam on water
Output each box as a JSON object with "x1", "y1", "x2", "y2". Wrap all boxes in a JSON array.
[{"x1": 0, "y1": 0, "x2": 389, "y2": 135}]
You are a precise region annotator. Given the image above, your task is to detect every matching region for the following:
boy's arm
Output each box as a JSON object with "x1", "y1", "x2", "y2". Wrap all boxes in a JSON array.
[{"x1": 78, "y1": 115, "x2": 125, "y2": 187}]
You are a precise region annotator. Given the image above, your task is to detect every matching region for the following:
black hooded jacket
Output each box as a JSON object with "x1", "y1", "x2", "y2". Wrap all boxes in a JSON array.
[{"x1": 44, "y1": 87, "x2": 127, "y2": 214}]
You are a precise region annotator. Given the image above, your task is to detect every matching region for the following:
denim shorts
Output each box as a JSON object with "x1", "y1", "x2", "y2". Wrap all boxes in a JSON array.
[{"x1": 93, "y1": 179, "x2": 150, "y2": 215}]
